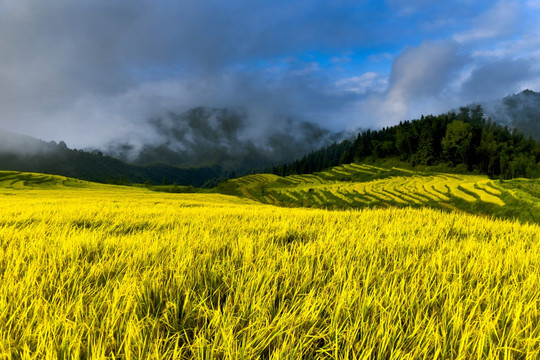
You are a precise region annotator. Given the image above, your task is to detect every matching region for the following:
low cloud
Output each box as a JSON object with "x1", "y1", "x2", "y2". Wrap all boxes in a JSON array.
[
  {"x1": 461, "y1": 58, "x2": 536, "y2": 101},
  {"x1": 356, "y1": 40, "x2": 464, "y2": 127},
  {"x1": 335, "y1": 72, "x2": 388, "y2": 95},
  {"x1": 483, "y1": 90, "x2": 540, "y2": 139},
  {"x1": 104, "y1": 107, "x2": 344, "y2": 170},
  {"x1": 387, "y1": 40, "x2": 463, "y2": 102}
]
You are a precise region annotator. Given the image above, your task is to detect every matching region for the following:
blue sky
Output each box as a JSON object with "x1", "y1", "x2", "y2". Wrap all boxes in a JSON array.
[{"x1": 0, "y1": 0, "x2": 539, "y2": 151}]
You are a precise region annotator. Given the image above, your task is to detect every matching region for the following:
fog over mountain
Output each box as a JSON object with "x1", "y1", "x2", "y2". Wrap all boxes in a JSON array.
[
  {"x1": 3, "y1": 88, "x2": 539, "y2": 173},
  {"x1": 1, "y1": 89, "x2": 538, "y2": 185},
  {"x1": 0, "y1": 129, "x2": 59, "y2": 156},
  {"x1": 0, "y1": 127, "x2": 226, "y2": 186},
  {"x1": 483, "y1": 90, "x2": 540, "y2": 140},
  {"x1": 102, "y1": 107, "x2": 344, "y2": 170}
]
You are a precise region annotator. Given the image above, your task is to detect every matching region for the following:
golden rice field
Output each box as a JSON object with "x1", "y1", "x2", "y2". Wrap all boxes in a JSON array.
[
  {"x1": 220, "y1": 164, "x2": 540, "y2": 223},
  {"x1": 1, "y1": 171, "x2": 540, "y2": 359}
]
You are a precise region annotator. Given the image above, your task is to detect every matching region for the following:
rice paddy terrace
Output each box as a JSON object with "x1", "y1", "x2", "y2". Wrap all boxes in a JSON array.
[
  {"x1": 0, "y1": 171, "x2": 92, "y2": 189},
  {"x1": 217, "y1": 164, "x2": 540, "y2": 223}
]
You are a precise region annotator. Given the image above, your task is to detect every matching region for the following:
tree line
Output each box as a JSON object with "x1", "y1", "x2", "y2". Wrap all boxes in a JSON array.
[{"x1": 272, "y1": 106, "x2": 540, "y2": 179}]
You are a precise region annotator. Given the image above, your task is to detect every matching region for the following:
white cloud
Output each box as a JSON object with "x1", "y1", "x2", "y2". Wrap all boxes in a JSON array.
[
  {"x1": 330, "y1": 52, "x2": 353, "y2": 64},
  {"x1": 454, "y1": 0, "x2": 521, "y2": 43},
  {"x1": 368, "y1": 52, "x2": 395, "y2": 63},
  {"x1": 386, "y1": 0, "x2": 433, "y2": 16},
  {"x1": 470, "y1": 34, "x2": 540, "y2": 59},
  {"x1": 348, "y1": 40, "x2": 465, "y2": 127},
  {"x1": 335, "y1": 72, "x2": 388, "y2": 94}
]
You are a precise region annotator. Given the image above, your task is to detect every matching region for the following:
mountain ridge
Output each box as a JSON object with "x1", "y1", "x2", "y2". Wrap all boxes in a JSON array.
[{"x1": 0, "y1": 128, "x2": 225, "y2": 186}]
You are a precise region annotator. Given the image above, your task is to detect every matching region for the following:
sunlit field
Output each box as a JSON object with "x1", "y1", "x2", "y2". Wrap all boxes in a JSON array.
[
  {"x1": 218, "y1": 164, "x2": 540, "y2": 223},
  {"x1": 1, "y1": 172, "x2": 540, "y2": 359}
]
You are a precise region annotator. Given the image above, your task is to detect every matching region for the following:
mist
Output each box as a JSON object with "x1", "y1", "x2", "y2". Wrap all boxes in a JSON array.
[
  {"x1": 103, "y1": 107, "x2": 345, "y2": 170},
  {"x1": 483, "y1": 90, "x2": 540, "y2": 139},
  {"x1": 0, "y1": 129, "x2": 59, "y2": 156}
]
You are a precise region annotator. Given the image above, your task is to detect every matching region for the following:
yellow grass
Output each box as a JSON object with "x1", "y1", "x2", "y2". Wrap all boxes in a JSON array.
[
  {"x1": 447, "y1": 185, "x2": 477, "y2": 202},
  {"x1": 477, "y1": 180, "x2": 503, "y2": 196},
  {"x1": 460, "y1": 182, "x2": 505, "y2": 206},
  {"x1": 424, "y1": 178, "x2": 451, "y2": 202},
  {"x1": 276, "y1": 190, "x2": 299, "y2": 202},
  {"x1": 328, "y1": 186, "x2": 354, "y2": 204},
  {"x1": 1, "y1": 182, "x2": 540, "y2": 358},
  {"x1": 330, "y1": 168, "x2": 352, "y2": 176}
]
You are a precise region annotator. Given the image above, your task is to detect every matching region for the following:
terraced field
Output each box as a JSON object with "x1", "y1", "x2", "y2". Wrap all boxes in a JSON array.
[
  {"x1": 0, "y1": 171, "x2": 91, "y2": 189},
  {"x1": 218, "y1": 164, "x2": 540, "y2": 223}
]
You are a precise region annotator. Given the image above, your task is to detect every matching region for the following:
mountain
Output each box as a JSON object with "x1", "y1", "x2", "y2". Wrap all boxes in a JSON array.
[
  {"x1": 0, "y1": 129, "x2": 224, "y2": 186},
  {"x1": 104, "y1": 107, "x2": 342, "y2": 171},
  {"x1": 0, "y1": 106, "x2": 341, "y2": 185},
  {"x1": 485, "y1": 89, "x2": 540, "y2": 140}
]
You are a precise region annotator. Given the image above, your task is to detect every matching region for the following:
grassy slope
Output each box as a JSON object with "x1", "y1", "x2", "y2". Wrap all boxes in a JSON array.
[
  {"x1": 0, "y1": 171, "x2": 93, "y2": 189},
  {"x1": 215, "y1": 164, "x2": 540, "y2": 223},
  {"x1": 1, "y1": 174, "x2": 540, "y2": 358}
]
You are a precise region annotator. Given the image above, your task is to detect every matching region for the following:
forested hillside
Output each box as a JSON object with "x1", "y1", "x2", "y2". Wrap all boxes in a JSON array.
[
  {"x1": 0, "y1": 130, "x2": 224, "y2": 186},
  {"x1": 273, "y1": 105, "x2": 540, "y2": 179}
]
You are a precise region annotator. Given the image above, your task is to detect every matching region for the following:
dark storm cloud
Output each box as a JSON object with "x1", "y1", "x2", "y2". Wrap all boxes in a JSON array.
[{"x1": 0, "y1": 0, "x2": 382, "y2": 88}]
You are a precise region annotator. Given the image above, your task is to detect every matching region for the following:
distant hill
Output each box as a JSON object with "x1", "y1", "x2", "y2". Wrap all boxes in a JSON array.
[
  {"x1": 0, "y1": 170, "x2": 102, "y2": 189},
  {"x1": 272, "y1": 102, "x2": 540, "y2": 180},
  {"x1": 486, "y1": 89, "x2": 540, "y2": 140},
  {"x1": 0, "y1": 129, "x2": 224, "y2": 186}
]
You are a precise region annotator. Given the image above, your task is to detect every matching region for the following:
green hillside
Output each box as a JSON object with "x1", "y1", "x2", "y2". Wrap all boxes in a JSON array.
[
  {"x1": 217, "y1": 164, "x2": 540, "y2": 223},
  {"x1": 0, "y1": 171, "x2": 95, "y2": 189},
  {"x1": 0, "y1": 129, "x2": 225, "y2": 187}
]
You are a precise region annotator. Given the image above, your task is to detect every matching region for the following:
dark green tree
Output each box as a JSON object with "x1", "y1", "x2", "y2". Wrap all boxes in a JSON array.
[
  {"x1": 412, "y1": 123, "x2": 435, "y2": 165},
  {"x1": 441, "y1": 120, "x2": 472, "y2": 165}
]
